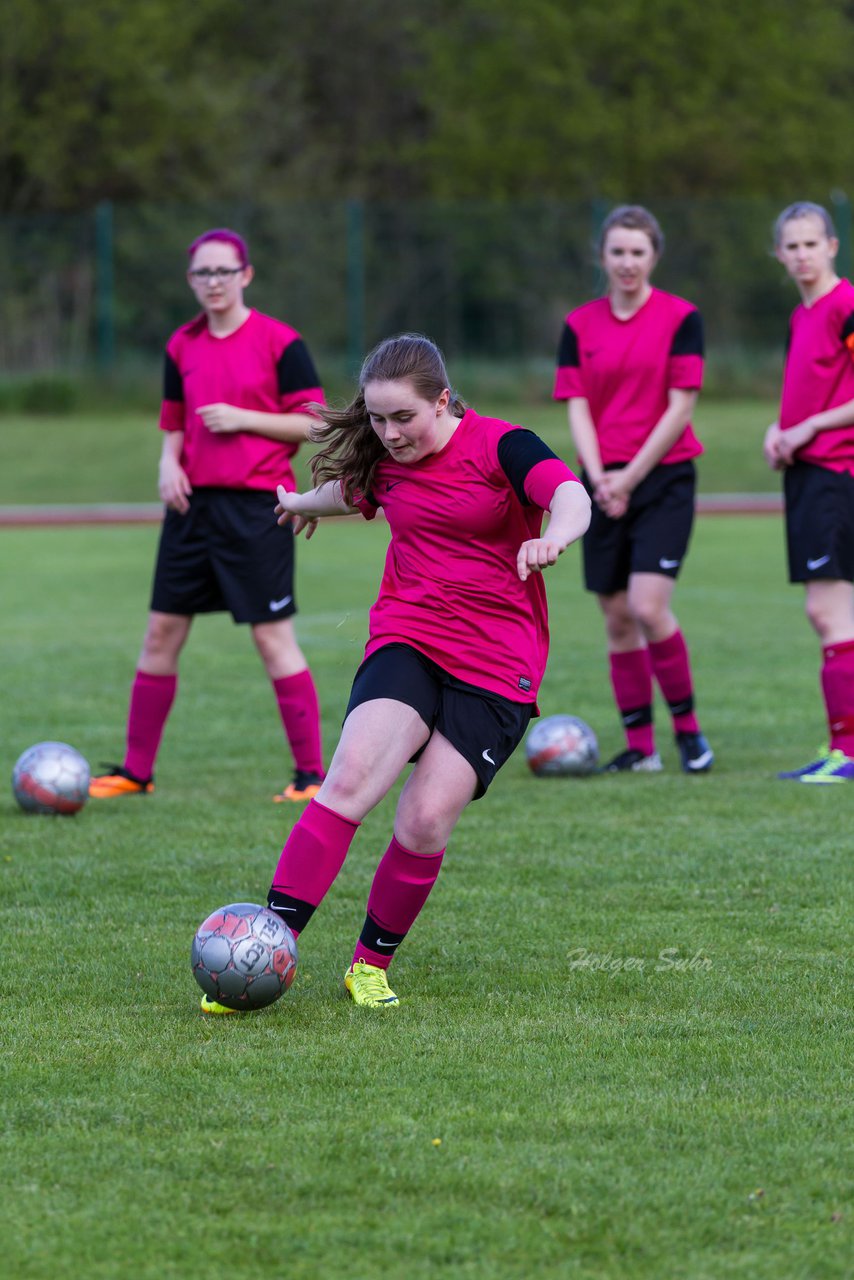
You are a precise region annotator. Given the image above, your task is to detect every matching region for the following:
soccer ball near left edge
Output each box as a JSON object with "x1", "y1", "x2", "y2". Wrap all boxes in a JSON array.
[
  {"x1": 12, "y1": 741, "x2": 91, "y2": 815},
  {"x1": 525, "y1": 715, "x2": 599, "y2": 778},
  {"x1": 191, "y1": 903, "x2": 299, "y2": 1011}
]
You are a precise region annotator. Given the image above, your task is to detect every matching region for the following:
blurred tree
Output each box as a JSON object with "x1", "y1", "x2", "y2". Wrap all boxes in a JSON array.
[
  {"x1": 415, "y1": 0, "x2": 854, "y2": 198},
  {"x1": 2, "y1": 0, "x2": 854, "y2": 210},
  {"x1": 0, "y1": 0, "x2": 247, "y2": 211},
  {"x1": 218, "y1": 0, "x2": 433, "y2": 200}
]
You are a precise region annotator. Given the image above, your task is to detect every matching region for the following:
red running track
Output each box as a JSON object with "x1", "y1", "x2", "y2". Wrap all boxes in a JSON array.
[{"x1": 0, "y1": 495, "x2": 783, "y2": 528}]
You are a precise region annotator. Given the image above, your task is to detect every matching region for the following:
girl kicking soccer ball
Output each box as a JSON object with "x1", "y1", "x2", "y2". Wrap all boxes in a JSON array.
[{"x1": 202, "y1": 333, "x2": 591, "y2": 1011}]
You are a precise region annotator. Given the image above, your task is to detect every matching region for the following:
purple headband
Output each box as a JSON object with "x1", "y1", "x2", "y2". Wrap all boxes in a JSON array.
[{"x1": 187, "y1": 228, "x2": 249, "y2": 267}]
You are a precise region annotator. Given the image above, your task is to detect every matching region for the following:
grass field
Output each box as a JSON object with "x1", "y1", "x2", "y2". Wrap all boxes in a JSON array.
[
  {"x1": 1, "y1": 513, "x2": 851, "y2": 1279},
  {"x1": 0, "y1": 396, "x2": 780, "y2": 506}
]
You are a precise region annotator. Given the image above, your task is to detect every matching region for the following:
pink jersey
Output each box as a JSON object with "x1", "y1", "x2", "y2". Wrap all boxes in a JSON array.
[
  {"x1": 779, "y1": 278, "x2": 854, "y2": 474},
  {"x1": 355, "y1": 410, "x2": 579, "y2": 704},
  {"x1": 553, "y1": 288, "x2": 704, "y2": 467},
  {"x1": 159, "y1": 309, "x2": 324, "y2": 492}
]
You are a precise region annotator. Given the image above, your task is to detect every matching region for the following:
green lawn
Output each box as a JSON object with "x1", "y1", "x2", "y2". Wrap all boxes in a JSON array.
[
  {"x1": 1, "y1": 516, "x2": 850, "y2": 1279},
  {"x1": 0, "y1": 397, "x2": 780, "y2": 506}
]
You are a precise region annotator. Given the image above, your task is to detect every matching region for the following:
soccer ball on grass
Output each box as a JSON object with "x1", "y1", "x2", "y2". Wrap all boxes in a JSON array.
[
  {"x1": 525, "y1": 715, "x2": 599, "y2": 778},
  {"x1": 12, "y1": 741, "x2": 91, "y2": 815},
  {"x1": 191, "y1": 902, "x2": 299, "y2": 1011}
]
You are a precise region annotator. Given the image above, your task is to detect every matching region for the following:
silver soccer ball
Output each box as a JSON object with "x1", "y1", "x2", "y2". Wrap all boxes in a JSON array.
[
  {"x1": 12, "y1": 741, "x2": 91, "y2": 815},
  {"x1": 525, "y1": 715, "x2": 599, "y2": 778},
  {"x1": 191, "y1": 903, "x2": 299, "y2": 1011}
]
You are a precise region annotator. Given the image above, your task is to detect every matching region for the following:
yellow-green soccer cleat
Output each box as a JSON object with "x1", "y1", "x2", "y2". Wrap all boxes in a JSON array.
[
  {"x1": 778, "y1": 746, "x2": 830, "y2": 780},
  {"x1": 200, "y1": 995, "x2": 240, "y2": 1015},
  {"x1": 344, "y1": 959, "x2": 400, "y2": 1008},
  {"x1": 797, "y1": 748, "x2": 854, "y2": 784}
]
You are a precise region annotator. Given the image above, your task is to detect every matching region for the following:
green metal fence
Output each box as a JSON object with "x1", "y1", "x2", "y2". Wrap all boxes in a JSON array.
[{"x1": 1, "y1": 197, "x2": 851, "y2": 389}]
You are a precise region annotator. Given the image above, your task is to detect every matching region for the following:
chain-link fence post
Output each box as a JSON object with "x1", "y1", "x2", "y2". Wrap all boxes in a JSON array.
[
  {"x1": 95, "y1": 200, "x2": 115, "y2": 372},
  {"x1": 346, "y1": 198, "x2": 366, "y2": 372}
]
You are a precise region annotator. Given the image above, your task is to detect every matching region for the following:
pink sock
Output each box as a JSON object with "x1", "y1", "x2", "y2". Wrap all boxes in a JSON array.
[
  {"x1": 268, "y1": 799, "x2": 359, "y2": 934},
  {"x1": 609, "y1": 649, "x2": 655, "y2": 755},
  {"x1": 648, "y1": 630, "x2": 700, "y2": 734},
  {"x1": 124, "y1": 670, "x2": 177, "y2": 780},
  {"x1": 273, "y1": 670, "x2": 324, "y2": 775},
  {"x1": 352, "y1": 836, "x2": 446, "y2": 971},
  {"x1": 822, "y1": 638, "x2": 854, "y2": 755}
]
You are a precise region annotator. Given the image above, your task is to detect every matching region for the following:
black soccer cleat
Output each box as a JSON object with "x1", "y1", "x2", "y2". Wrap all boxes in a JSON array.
[
  {"x1": 675, "y1": 731, "x2": 714, "y2": 774},
  {"x1": 600, "y1": 748, "x2": 663, "y2": 773}
]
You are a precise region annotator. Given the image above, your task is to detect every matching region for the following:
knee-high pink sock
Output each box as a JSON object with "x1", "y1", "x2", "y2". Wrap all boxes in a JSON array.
[
  {"x1": 822, "y1": 638, "x2": 854, "y2": 755},
  {"x1": 609, "y1": 649, "x2": 655, "y2": 754},
  {"x1": 648, "y1": 630, "x2": 700, "y2": 734},
  {"x1": 352, "y1": 836, "x2": 446, "y2": 971},
  {"x1": 267, "y1": 798, "x2": 359, "y2": 935},
  {"x1": 273, "y1": 670, "x2": 324, "y2": 775},
  {"x1": 124, "y1": 670, "x2": 177, "y2": 781}
]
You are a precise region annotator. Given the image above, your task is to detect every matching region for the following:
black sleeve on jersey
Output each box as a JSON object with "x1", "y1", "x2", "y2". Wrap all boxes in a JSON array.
[
  {"x1": 556, "y1": 322, "x2": 580, "y2": 368},
  {"x1": 497, "y1": 429, "x2": 562, "y2": 507},
  {"x1": 277, "y1": 338, "x2": 322, "y2": 395},
  {"x1": 163, "y1": 352, "x2": 183, "y2": 402},
  {"x1": 670, "y1": 309, "x2": 704, "y2": 357},
  {"x1": 840, "y1": 312, "x2": 854, "y2": 343}
]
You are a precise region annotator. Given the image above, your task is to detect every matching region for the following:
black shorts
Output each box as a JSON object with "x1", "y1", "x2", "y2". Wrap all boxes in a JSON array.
[
  {"x1": 150, "y1": 487, "x2": 297, "y2": 624},
  {"x1": 784, "y1": 461, "x2": 854, "y2": 584},
  {"x1": 582, "y1": 461, "x2": 696, "y2": 596},
  {"x1": 345, "y1": 643, "x2": 533, "y2": 799}
]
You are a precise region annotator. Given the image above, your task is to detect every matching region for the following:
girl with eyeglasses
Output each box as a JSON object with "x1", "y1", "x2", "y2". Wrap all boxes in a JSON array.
[{"x1": 89, "y1": 228, "x2": 327, "y2": 804}]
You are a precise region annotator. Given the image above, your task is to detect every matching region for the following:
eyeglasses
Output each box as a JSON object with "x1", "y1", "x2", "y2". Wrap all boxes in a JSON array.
[{"x1": 188, "y1": 267, "x2": 245, "y2": 282}]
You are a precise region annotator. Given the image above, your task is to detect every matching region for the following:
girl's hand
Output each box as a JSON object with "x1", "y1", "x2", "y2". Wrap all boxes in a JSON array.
[
  {"x1": 776, "y1": 419, "x2": 817, "y2": 466},
  {"x1": 275, "y1": 485, "x2": 319, "y2": 539},
  {"x1": 594, "y1": 473, "x2": 630, "y2": 519},
  {"x1": 198, "y1": 403, "x2": 242, "y2": 433},
  {"x1": 517, "y1": 536, "x2": 565, "y2": 582},
  {"x1": 158, "y1": 455, "x2": 192, "y2": 513},
  {"x1": 763, "y1": 422, "x2": 786, "y2": 469}
]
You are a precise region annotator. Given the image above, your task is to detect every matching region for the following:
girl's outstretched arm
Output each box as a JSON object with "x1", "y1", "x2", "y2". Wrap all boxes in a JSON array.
[
  {"x1": 275, "y1": 480, "x2": 359, "y2": 539},
  {"x1": 517, "y1": 480, "x2": 592, "y2": 581}
]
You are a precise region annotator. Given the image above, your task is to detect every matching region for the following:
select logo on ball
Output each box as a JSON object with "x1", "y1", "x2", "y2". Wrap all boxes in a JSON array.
[{"x1": 191, "y1": 902, "x2": 298, "y2": 1011}]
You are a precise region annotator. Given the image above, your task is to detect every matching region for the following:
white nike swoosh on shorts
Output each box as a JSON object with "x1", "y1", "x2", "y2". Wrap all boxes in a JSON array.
[
  {"x1": 269, "y1": 595, "x2": 293, "y2": 611},
  {"x1": 806, "y1": 555, "x2": 831, "y2": 571}
]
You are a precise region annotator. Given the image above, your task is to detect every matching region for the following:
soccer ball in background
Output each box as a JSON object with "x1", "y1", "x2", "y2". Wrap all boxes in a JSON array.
[
  {"x1": 525, "y1": 715, "x2": 599, "y2": 778},
  {"x1": 191, "y1": 903, "x2": 299, "y2": 1011},
  {"x1": 12, "y1": 741, "x2": 91, "y2": 814}
]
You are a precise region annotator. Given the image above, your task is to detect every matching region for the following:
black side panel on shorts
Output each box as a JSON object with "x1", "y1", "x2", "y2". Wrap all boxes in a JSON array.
[
  {"x1": 163, "y1": 352, "x2": 183, "y2": 402},
  {"x1": 556, "y1": 322, "x2": 580, "y2": 369},
  {"x1": 670, "y1": 309, "x2": 704, "y2": 356},
  {"x1": 497, "y1": 430, "x2": 561, "y2": 506},
  {"x1": 277, "y1": 338, "x2": 322, "y2": 395}
]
